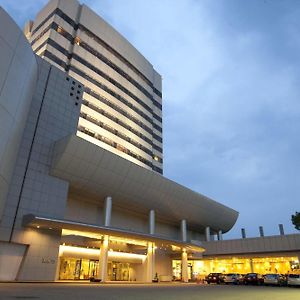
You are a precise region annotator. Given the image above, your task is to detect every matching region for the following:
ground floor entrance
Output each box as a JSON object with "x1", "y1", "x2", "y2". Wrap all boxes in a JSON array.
[{"x1": 59, "y1": 258, "x2": 134, "y2": 281}]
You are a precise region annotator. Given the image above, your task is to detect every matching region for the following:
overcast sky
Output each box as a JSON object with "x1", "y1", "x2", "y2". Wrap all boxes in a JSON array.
[{"x1": 1, "y1": 0, "x2": 299, "y2": 239}]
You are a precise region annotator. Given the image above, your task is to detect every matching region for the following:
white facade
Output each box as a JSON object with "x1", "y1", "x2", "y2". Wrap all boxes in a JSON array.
[{"x1": 0, "y1": 7, "x2": 38, "y2": 222}]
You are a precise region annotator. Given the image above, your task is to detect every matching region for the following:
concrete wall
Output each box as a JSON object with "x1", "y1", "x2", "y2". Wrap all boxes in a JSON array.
[
  {"x1": 202, "y1": 233, "x2": 300, "y2": 256},
  {"x1": 0, "y1": 241, "x2": 27, "y2": 281},
  {"x1": 0, "y1": 56, "x2": 82, "y2": 280},
  {"x1": 0, "y1": 7, "x2": 38, "y2": 221}
]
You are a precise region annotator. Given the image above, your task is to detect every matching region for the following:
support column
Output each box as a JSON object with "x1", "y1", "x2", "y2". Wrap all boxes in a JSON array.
[
  {"x1": 249, "y1": 258, "x2": 254, "y2": 273},
  {"x1": 98, "y1": 235, "x2": 109, "y2": 282},
  {"x1": 181, "y1": 219, "x2": 187, "y2": 242},
  {"x1": 104, "y1": 196, "x2": 112, "y2": 226},
  {"x1": 145, "y1": 242, "x2": 155, "y2": 282},
  {"x1": 217, "y1": 230, "x2": 223, "y2": 241},
  {"x1": 205, "y1": 226, "x2": 210, "y2": 242},
  {"x1": 149, "y1": 210, "x2": 155, "y2": 235},
  {"x1": 181, "y1": 248, "x2": 188, "y2": 283}
]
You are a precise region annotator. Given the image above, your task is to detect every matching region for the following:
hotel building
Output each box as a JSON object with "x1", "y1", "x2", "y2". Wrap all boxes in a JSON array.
[
  {"x1": 0, "y1": 0, "x2": 298, "y2": 283},
  {"x1": 25, "y1": 0, "x2": 163, "y2": 175}
]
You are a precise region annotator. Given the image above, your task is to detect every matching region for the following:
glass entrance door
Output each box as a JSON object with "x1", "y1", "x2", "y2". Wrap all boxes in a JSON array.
[
  {"x1": 89, "y1": 260, "x2": 99, "y2": 278},
  {"x1": 108, "y1": 262, "x2": 130, "y2": 281}
]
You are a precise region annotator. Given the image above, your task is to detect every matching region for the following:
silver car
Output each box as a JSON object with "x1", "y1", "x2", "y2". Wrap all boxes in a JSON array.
[
  {"x1": 264, "y1": 274, "x2": 286, "y2": 286},
  {"x1": 287, "y1": 274, "x2": 300, "y2": 286},
  {"x1": 224, "y1": 273, "x2": 242, "y2": 284}
]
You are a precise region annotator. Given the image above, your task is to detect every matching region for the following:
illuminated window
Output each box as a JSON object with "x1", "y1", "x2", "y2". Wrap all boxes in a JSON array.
[
  {"x1": 74, "y1": 36, "x2": 81, "y2": 46},
  {"x1": 56, "y1": 26, "x2": 64, "y2": 34}
]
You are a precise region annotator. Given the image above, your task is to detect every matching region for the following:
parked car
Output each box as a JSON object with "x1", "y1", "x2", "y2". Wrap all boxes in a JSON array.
[
  {"x1": 287, "y1": 274, "x2": 300, "y2": 286},
  {"x1": 205, "y1": 273, "x2": 224, "y2": 284},
  {"x1": 263, "y1": 274, "x2": 287, "y2": 286},
  {"x1": 243, "y1": 273, "x2": 264, "y2": 285},
  {"x1": 238, "y1": 274, "x2": 246, "y2": 284},
  {"x1": 223, "y1": 273, "x2": 243, "y2": 284}
]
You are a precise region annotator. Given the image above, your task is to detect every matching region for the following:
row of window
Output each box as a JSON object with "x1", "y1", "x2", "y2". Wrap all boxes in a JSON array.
[
  {"x1": 78, "y1": 126, "x2": 163, "y2": 174},
  {"x1": 76, "y1": 38, "x2": 161, "y2": 109},
  {"x1": 30, "y1": 7, "x2": 162, "y2": 98},
  {"x1": 72, "y1": 52, "x2": 155, "y2": 115},
  {"x1": 31, "y1": 7, "x2": 76, "y2": 36},
  {"x1": 42, "y1": 49, "x2": 67, "y2": 69},
  {"x1": 40, "y1": 49, "x2": 163, "y2": 146},
  {"x1": 84, "y1": 87, "x2": 160, "y2": 143},
  {"x1": 34, "y1": 34, "x2": 69, "y2": 57},
  {"x1": 80, "y1": 111, "x2": 156, "y2": 158},
  {"x1": 33, "y1": 33, "x2": 163, "y2": 130},
  {"x1": 35, "y1": 32, "x2": 155, "y2": 115},
  {"x1": 83, "y1": 99, "x2": 162, "y2": 154},
  {"x1": 82, "y1": 99, "x2": 153, "y2": 147},
  {"x1": 84, "y1": 90, "x2": 163, "y2": 153},
  {"x1": 79, "y1": 23, "x2": 162, "y2": 99},
  {"x1": 69, "y1": 64, "x2": 163, "y2": 143}
]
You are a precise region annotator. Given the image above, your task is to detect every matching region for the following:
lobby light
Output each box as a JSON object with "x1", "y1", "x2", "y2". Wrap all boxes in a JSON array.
[{"x1": 59, "y1": 245, "x2": 146, "y2": 262}]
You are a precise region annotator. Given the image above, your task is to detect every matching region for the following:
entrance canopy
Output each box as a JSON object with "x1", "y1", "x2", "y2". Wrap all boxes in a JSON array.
[
  {"x1": 23, "y1": 214, "x2": 205, "y2": 253},
  {"x1": 50, "y1": 135, "x2": 238, "y2": 233}
]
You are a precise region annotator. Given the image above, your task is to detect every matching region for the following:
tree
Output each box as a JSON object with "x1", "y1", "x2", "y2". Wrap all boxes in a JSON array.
[{"x1": 291, "y1": 211, "x2": 300, "y2": 231}]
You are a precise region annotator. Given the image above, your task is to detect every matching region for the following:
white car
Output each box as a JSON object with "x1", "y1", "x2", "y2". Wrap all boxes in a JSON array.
[
  {"x1": 263, "y1": 274, "x2": 286, "y2": 286},
  {"x1": 287, "y1": 274, "x2": 300, "y2": 286}
]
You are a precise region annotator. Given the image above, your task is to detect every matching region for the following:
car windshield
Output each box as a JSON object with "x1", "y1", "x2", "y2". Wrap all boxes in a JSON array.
[
  {"x1": 265, "y1": 274, "x2": 277, "y2": 279},
  {"x1": 289, "y1": 274, "x2": 300, "y2": 278}
]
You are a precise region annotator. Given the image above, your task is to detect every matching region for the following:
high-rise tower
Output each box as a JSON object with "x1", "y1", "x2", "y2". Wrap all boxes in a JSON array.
[{"x1": 25, "y1": 0, "x2": 163, "y2": 174}]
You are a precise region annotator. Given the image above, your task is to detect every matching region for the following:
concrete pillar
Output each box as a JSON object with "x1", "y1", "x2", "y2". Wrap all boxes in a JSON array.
[
  {"x1": 181, "y1": 219, "x2": 187, "y2": 242},
  {"x1": 145, "y1": 242, "x2": 155, "y2": 282},
  {"x1": 217, "y1": 230, "x2": 223, "y2": 241},
  {"x1": 241, "y1": 228, "x2": 246, "y2": 239},
  {"x1": 149, "y1": 210, "x2": 155, "y2": 235},
  {"x1": 181, "y1": 248, "x2": 188, "y2": 282},
  {"x1": 279, "y1": 224, "x2": 284, "y2": 235},
  {"x1": 205, "y1": 226, "x2": 210, "y2": 242},
  {"x1": 249, "y1": 258, "x2": 254, "y2": 273},
  {"x1": 259, "y1": 226, "x2": 264, "y2": 237},
  {"x1": 98, "y1": 235, "x2": 109, "y2": 282},
  {"x1": 103, "y1": 196, "x2": 112, "y2": 226}
]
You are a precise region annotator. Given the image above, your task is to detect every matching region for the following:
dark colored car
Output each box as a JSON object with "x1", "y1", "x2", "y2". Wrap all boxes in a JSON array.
[
  {"x1": 205, "y1": 273, "x2": 224, "y2": 284},
  {"x1": 243, "y1": 273, "x2": 264, "y2": 285}
]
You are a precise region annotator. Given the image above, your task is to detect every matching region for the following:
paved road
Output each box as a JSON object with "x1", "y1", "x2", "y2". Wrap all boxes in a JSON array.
[{"x1": 0, "y1": 283, "x2": 299, "y2": 300}]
